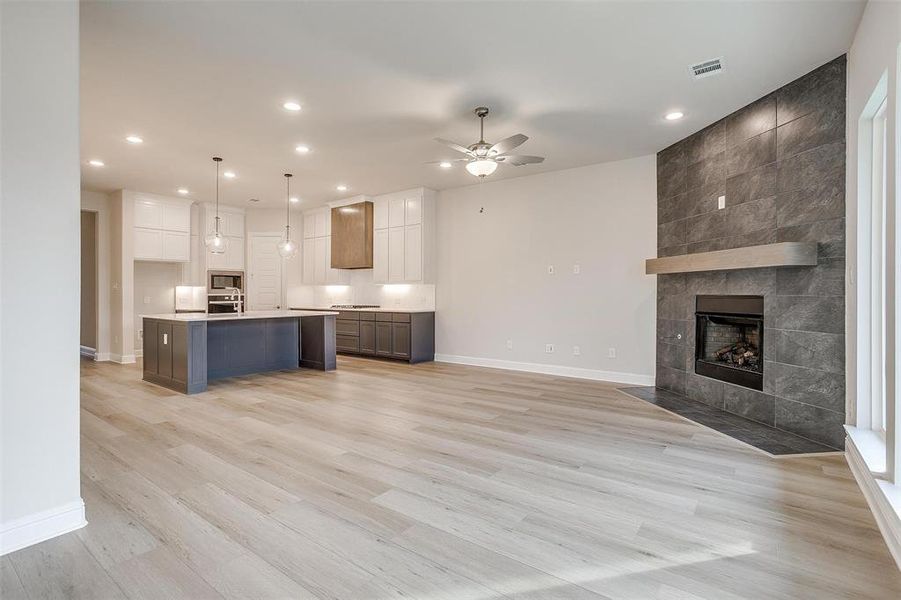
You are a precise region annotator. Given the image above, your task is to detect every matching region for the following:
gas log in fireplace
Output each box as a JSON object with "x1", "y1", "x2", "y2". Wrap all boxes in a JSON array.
[{"x1": 695, "y1": 295, "x2": 764, "y2": 391}]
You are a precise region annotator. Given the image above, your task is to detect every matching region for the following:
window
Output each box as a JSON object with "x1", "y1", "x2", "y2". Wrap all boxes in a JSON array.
[{"x1": 871, "y1": 96, "x2": 888, "y2": 437}]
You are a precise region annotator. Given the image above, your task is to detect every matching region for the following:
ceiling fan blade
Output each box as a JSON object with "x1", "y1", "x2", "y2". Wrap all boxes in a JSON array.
[
  {"x1": 434, "y1": 138, "x2": 474, "y2": 156},
  {"x1": 423, "y1": 158, "x2": 469, "y2": 164},
  {"x1": 497, "y1": 154, "x2": 545, "y2": 166},
  {"x1": 489, "y1": 134, "x2": 528, "y2": 156}
]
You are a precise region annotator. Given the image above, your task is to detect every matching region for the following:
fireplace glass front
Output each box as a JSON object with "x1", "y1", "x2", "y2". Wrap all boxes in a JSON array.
[{"x1": 695, "y1": 295, "x2": 764, "y2": 391}]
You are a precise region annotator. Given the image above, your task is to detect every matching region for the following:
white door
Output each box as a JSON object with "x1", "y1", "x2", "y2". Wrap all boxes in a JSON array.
[{"x1": 248, "y1": 234, "x2": 283, "y2": 310}]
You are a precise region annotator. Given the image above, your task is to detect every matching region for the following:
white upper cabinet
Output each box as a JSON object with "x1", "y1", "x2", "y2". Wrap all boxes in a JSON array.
[
  {"x1": 373, "y1": 198, "x2": 389, "y2": 230},
  {"x1": 302, "y1": 238, "x2": 315, "y2": 284},
  {"x1": 200, "y1": 203, "x2": 245, "y2": 271},
  {"x1": 302, "y1": 212, "x2": 316, "y2": 239},
  {"x1": 314, "y1": 208, "x2": 329, "y2": 238},
  {"x1": 132, "y1": 194, "x2": 191, "y2": 262},
  {"x1": 134, "y1": 199, "x2": 162, "y2": 229},
  {"x1": 388, "y1": 197, "x2": 405, "y2": 228},
  {"x1": 404, "y1": 195, "x2": 422, "y2": 225},
  {"x1": 371, "y1": 188, "x2": 435, "y2": 284},
  {"x1": 162, "y1": 203, "x2": 190, "y2": 232}
]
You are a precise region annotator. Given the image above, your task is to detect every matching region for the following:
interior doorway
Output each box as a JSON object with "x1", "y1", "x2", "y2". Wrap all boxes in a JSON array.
[
  {"x1": 248, "y1": 233, "x2": 284, "y2": 310},
  {"x1": 80, "y1": 210, "x2": 98, "y2": 357}
]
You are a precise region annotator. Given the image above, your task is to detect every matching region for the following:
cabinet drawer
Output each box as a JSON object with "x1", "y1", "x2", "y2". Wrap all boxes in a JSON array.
[
  {"x1": 359, "y1": 312, "x2": 376, "y2": 321},
  {"x1": 336, "y1": 334, "x2": 360, "y2": 353},
  {"x1": 336, "y1": 319, "x2": 360, "y2": 336},
  {"x1": 337, "y1": 311, "x2": 360, "y2": 321},
  {"x1": 376, "y1": 313, "x2": 393, "y2": 322},
  {"x1": 392, "y1": 313, "x2": 410, "y2": 323}
]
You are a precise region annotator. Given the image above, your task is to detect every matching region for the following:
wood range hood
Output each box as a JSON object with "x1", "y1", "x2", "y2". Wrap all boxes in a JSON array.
[
  {"x1": 330, "y1": 201, "x2": 374, "y2": 269},
  {"x1": 645, "y1": 242, "x2": 818, "y2": 275}
]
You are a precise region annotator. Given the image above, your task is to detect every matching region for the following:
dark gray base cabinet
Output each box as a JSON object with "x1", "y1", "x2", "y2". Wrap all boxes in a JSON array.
[
  {"x1": 142, "y1": 318, "x2": 208, "y2": 394},
  {"x1": 332, "y1": 311, "x2": 434, "y2": 363}
]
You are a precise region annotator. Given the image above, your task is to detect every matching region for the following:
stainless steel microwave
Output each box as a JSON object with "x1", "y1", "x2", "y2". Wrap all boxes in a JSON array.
[{"x1": 208, "y1": 270, "x2": 244, "y2": 291}]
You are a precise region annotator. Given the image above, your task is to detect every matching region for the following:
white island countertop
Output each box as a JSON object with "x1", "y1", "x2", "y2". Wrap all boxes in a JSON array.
[
  {"x1": 289, "y1": 306, "x2": 435, "y2": 314},
  {"x1": 141, "y1": 310, "x2": 339, "y2": 322}
]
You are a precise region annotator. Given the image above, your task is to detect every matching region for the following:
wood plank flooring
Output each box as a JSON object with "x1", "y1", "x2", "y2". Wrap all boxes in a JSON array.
[{"x1": 4, "y1": 356, "x2": 900, "y2": 599}]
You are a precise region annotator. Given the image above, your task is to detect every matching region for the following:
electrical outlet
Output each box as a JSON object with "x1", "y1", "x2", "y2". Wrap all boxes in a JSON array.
[
  {"x1": 547, "y1": 265, "x2": 555, "y2": 275},
  {"x1": 573, "y1": 264, "x2": 581, "y2": 275},
  {"x1": 573, "y1": 345, "x2": 581, "y2": 356},
  {"x1": 607, "y1": 347, "x2": 617, "y2": 359},
  {"x1": 718, "y1": 195, "x2": 726, "y2": 210},
  {"x1": 545, "y1": 343, "x2": 555, "y2": 354},
  {"x1": 138, "y1": 329, "x2": 143, "y2": 339},
  {"x1": 506, "y1": 339, "x2": 513, "y2": 350}
]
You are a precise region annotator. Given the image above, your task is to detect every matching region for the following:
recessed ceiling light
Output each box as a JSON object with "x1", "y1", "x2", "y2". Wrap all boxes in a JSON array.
[
  {"x1": 290, "y1": 196, "x2": 300, "y2": 203},
  {"x1": 665, "y1": 111, "x2": 684, "y2": 121},
  {"x1": 439, "y1": 161, "x2": 453, "y2": 169},
  {"x1": 283, "y1": 101, "x2": 302, "y2": 111},
  {"x1": 88, "y1": 159, "x2": 105, "y2": 167},
  {"x1": 295, "y1": 145, "x2": 311, "y2": 154},
  {"x1": 223, "y1": 171, "x2": 236, "y2": 179},
  {"x1": 177, "y1": 188, "x2": 189, "y2": 195},
  {"x1": 336, "y1": 184, "x2": 348, "y2": 192},
  {"x1": 125, "y1": 135, "x2": 143, "y2": 144}
]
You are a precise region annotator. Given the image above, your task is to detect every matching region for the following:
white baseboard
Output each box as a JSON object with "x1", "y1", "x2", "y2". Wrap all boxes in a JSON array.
[
  {"x1": 110, "y1": 353, "x2": 136, "y2": 364},
  {"x1": 134, "y1": 349, "x2": 143, "y2": 358},
  {"x1": 79, "y1": 345, "x2": 96, "y2": 358},
  {"x1": 845, "y1": 434, "x2": 901, "y2": 569},
  {"x1": 434, "y1": 354, "x2": 655, "y2": 386},
  {"x1": 94, "y1": 352, "x2": 111, "y2": 362},
  {"x1": 0, "y1": 499, "x2": 86, "y2": 556}
]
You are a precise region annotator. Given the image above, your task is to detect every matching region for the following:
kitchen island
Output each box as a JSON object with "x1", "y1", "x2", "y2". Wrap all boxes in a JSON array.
[{"x1": 141, "y1": 310, "x2": 338, "y2": 394}]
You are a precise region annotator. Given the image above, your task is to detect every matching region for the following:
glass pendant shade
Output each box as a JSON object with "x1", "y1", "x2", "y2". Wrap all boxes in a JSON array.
[
  {"x1": 466, "y1": 158, "x2": 498, "y2": 177},
  {"x1": 205, "y1": 229, "x2": 228, "y2": 254},
  {"x1": 277, "y1": 236, "x2": 298, "y2": 259}
]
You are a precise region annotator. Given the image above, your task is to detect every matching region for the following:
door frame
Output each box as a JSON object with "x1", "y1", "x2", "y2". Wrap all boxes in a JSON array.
[{"x1": 246, "y1": 232, "x2": 286, "y2": 311}]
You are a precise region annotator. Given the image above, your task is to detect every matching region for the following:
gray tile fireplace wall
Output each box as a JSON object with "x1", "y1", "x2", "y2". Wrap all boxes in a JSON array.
[{"x1": 655, "y1": 56, "x2": 846, "y2": 449}]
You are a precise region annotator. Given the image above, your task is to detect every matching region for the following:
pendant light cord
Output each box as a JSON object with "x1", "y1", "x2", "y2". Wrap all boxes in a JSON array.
[
  {"x1": 213, "y1": 157, "x2": 222, "y2": 234},
  {"x1": 285, "y1": 174, "x2": 291, "y2": 237}
]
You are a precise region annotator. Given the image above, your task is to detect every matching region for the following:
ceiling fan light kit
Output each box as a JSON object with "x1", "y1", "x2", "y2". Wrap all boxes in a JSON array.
[{"x1": 434, "y1": 106, "x2": 545, "y2": 178}]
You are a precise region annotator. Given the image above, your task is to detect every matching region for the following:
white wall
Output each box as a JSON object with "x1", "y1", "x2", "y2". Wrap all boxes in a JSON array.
[
  {"x1": 434, "y1": 155, "x2": 657, "y2": 384},
  {"x1": 843, "y1": 0, "x2": 901, "y2": 568},
  {"x1": 81, "y1": 190, "x2": 112, "y2": 360},
  {"x1": 0, "y1": 0, "x2": 85, "y2": 554}
]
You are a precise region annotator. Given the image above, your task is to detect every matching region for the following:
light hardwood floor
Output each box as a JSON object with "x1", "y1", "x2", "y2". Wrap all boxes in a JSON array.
[{"x1": 3, "y1": 357, "x2": 900, "y2": 599}]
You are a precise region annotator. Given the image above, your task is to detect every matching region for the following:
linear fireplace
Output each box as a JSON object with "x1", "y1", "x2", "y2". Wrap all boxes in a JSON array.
[{"x1": 695, "y1": 295, "x2": 764, "y2": 391}]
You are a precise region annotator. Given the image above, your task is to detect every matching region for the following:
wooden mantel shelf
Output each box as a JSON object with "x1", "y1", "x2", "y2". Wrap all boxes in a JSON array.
[{"x1": 645, "y1": 242, "x2": 818, "y2": 275}]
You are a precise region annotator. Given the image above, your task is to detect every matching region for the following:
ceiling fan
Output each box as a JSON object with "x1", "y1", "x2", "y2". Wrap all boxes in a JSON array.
[{"x1": 431, "y1": 107, "x2": 544, "y2": 178}]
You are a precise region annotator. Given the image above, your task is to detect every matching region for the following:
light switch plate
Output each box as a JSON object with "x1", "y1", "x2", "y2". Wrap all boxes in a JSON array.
[
  {"x1": 547, "y1": 265, "x2": 555, "y2": 275},
  {"x1": 506, "y1": 339, "x2": 513, "y2": 350},
  {"x1": 717, "y1": 195, "x2": 726, "y2": 210},
  {"x1": 545, "y1": 344, "x2": 554, "y2": 354},
  {"x1": 143, "y1": 296, "x2": 151, "y2": 304},
  {"x1": 573, "y1": 264, "x2": 581, "y2": 275},
  {"x1": 573, "y1": 346, "x2": 581, "y2": 356},
  {"x1": 607, "y1": 347, "x2": 617, "y2": 358}
]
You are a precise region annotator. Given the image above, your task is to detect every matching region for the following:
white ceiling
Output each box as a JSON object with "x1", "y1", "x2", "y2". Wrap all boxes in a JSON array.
[{"x1": 80, "y1": 0, "x2": 864, "y2": 208}]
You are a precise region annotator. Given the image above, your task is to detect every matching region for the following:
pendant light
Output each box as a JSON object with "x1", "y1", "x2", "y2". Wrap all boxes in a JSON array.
[
  {"x1": 204, "y1": 156, "x2": 228, "y2": 254},
  {"x1": 277, "y1": 173, "x2": 298, "y2": 259}
]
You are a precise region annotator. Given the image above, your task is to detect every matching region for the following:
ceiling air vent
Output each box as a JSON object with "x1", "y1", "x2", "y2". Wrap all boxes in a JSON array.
[{"x1": 690, "y1": 57, "x2": 724, "y2": 79}]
